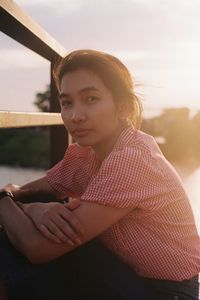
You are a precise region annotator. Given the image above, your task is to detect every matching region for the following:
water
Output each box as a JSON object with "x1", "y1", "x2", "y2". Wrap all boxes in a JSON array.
[
  {"x1": 183, "y1": 168, "x2": 200, "y2": 233},
  {"x1": 0, "y1": 166, "x2": 46, "y2": 186},
  {"x1": 0, "y1": 165, "x2": 199, "y2": 232}
]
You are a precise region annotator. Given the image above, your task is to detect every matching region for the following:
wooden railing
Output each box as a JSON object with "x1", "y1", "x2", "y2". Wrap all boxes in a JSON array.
[
  {"x1": 0, "y1": 0, "x2": 68, "y2": 166},
  {"x1": 0, "y1": 111, "x2": 62, "y2": 128}
]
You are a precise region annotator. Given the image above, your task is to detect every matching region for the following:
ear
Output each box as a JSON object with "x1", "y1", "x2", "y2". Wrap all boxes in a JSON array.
[{"x1": 118, "y1": 103, "x2": 128, "y2": 121}]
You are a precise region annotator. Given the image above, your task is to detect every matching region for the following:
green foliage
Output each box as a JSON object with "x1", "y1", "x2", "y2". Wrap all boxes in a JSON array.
[
  {"x1": 0, "y1": 86, "x2": 54, "y2": 169},
  {"x1": 34, "y1": 85, "x2": 50, "y2": 112},
  {"x1": 0, "y1": 128, "x2": 50, "y2": 169}
]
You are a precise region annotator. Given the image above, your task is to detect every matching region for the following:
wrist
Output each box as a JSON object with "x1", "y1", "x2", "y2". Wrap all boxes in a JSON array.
[
  {"x1": 0, "y1": 190, "x2": 14, "y2": 202},
  {"x1": 0, "y1": 190, "x2": 14, "y2": 222},
  {"x1": 0, "y1": 196, "x2": 14, "y2": 224}
]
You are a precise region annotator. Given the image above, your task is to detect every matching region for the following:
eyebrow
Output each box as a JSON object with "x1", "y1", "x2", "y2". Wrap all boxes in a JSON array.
[{"x1": 59, "y1": 86, "x2": 99, "y2": 99}]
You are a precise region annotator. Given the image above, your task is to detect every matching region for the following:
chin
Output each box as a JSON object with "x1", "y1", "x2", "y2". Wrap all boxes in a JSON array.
[{"x1": 75, "y1": 139, "x2": 92, "y2": 147}]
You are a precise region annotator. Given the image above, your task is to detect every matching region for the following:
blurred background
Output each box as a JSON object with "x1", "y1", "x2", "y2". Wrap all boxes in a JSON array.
[{"x1": 0, "y1": 0, "x2": 200, "y2": 231}]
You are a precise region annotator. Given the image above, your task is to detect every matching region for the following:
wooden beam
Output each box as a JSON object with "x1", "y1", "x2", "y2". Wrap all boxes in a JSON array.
[
  {"x1": 0, "y1": 111, "x2": 63, "y2": 128},
  {"x1": 0, "y1": 0, "x2": 66, "y2": 61},
  {"x1": 49, "y1": 62, "x2": 68, "y2": 166}
]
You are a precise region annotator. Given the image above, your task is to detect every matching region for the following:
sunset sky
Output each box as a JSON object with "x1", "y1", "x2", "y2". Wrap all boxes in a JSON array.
[{"x1": 1, "y1": 0, "x2": 200, "y2": 117}]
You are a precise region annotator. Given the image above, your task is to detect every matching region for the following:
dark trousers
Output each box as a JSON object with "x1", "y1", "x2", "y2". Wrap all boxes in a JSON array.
[
  {"x1": 147, "y1": 275, "x2": 199, "y2": 300},
  {"x1": 0, "y1": 231, "x2": 199, "y2": 300}
]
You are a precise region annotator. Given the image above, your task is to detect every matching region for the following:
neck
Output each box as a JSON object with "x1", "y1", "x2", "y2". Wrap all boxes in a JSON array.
[{"x1": 92, "y1": 125, "x2": 126, "y2": 162}]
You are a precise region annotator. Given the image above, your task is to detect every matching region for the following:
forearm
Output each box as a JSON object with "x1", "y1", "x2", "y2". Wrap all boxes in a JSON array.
[
  {"x1": 5, "y1": 176, "x2": 60, "y2": 203},
  {"x1": 0, "y1": 197, "x2": 77, "y2": 263},
  {"x1": 0, "y1": 196, "x2": 133, "y2": 264},
  {"x1": 21, "y1": 176, "x2": 57, "y2": 196},
  {"x1": 0, "y1": 197, "x2": 38, "y2": 254},
  {"x1": 4, "y1": 176, "x2": 77, "y2": 203}
]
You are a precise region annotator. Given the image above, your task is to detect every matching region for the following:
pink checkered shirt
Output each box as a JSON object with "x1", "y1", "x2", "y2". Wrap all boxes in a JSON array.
[{"x1": 47, "y1": 126, "x2": 200, "y2": 281}]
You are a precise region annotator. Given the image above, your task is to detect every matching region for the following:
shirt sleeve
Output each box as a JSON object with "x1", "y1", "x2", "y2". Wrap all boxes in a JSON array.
[
  {"x1": 81, "y1": 146, "x2": 183, "y2": 209},
  {"x1": 46, "y1": 144, "x2": 91, "y2": 197}
]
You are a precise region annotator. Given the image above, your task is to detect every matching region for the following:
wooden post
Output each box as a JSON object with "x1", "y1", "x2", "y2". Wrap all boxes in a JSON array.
[
  {"x1": 0, "y1": 0, "x2": 67, "y2": 168},
  {"x1": 49, "y1": 62, "x2": 68, "y2": 167}
]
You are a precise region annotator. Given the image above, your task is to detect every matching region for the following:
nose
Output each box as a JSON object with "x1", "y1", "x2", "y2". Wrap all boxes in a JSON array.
[{"x1": 71, "y1": 104, "x2": 86, "y2": 123}]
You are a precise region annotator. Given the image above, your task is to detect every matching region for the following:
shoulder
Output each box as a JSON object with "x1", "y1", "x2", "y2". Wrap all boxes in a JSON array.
[
  {"x1": 114, "y1": 126, "x2": 157, "y2": 152},
  {"x1": 107, "y1": 127, "x2": 155, "y2": 165},
  {"x1": 98, "y1": 128, "x2": 163, "y2": 182},
  {"x1": 65, "y1": 143, "x2": 93, "y2": 159}
]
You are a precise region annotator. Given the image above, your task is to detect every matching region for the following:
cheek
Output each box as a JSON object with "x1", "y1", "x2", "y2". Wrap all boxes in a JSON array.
[
  {"x1": 61, "y1": 110, "x2": 70, "y2": 126},
  {"x1": 61, "y1": 110, "x2": 65, "y2": 122},
  {"x1": 105, "y1": 103, "x2": 120, "y2": 123},
  {"x1": 96, "y1": 100, "x2": 118, "y2": 118}
]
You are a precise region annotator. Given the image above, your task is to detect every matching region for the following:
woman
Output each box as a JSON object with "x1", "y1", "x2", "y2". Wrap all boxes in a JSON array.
[{"x1": 0, "y1": 49, "x2": 199, "y2": 299}]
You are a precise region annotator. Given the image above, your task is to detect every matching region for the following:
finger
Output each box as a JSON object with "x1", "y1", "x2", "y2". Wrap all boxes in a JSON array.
[
  {"x1": 53, "y1": 215, "x2": 82, "y2": 245},
  {"x1": 66, "y1": 198, "x2": 81, "y2": 210},
  {"x1": 48, "y1": 221, "x2": 76, "y2": 245},
  {"x1": 60, "y1": 209, "x2": 84, "y2": 236},
  {"x1": 37, "y1": 224, "x2": 62, "y2": 244},
  {"x1": 37, "y1": 224, "x2": 74, "y2": 245},
  {"x1": 39, "y1": 221, "x2": 76, "y2": 246}
]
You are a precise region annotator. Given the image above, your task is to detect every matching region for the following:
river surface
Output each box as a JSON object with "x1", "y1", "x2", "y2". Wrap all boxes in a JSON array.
[{"x1": 0, "y1": 165, "x2": 199, "y2": 232}]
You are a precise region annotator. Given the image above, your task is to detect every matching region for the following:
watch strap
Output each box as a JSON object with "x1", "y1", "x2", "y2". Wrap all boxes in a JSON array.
[{"x1": 0, "y1": 190, "x2": 14, "y2": 200}]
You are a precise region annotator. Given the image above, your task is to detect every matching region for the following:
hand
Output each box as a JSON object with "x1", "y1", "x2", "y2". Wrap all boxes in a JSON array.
[
  {"x1": 4, "y1": 184, "x2": 20, "y2": 196},
  {"x1": 17, "y1": 198, "x2": 84, "y2": 245}
]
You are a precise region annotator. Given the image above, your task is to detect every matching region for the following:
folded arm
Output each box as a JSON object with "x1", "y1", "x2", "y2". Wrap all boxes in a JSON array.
[
  {"x1": 3, "y1": 176, "x2": 83, "y2": 245},
  {"x1": 0, "y1": 195, "x2": 132, "y2": 264},
  {"x1": 5, "y1": 176, "x2": 61, "y2": 201}
]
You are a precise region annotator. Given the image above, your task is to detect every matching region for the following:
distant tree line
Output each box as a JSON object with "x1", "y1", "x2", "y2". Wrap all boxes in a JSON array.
[
  {"x1": 0, "y1": 127, "x2": 50, "y2": 169},
  {"x1": 142, "y1": 107, "x2": 200, "y2": 170}
]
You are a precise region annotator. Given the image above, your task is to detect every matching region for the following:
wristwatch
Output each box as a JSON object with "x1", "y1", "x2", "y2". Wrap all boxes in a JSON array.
[{"x1": 0, "y1": 190, "x2": 14, "y2": 201}]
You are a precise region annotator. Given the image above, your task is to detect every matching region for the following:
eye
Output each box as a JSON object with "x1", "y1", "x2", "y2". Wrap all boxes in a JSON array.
[
  {"x1": 87, "y1": 96, "x2": 99, "y2": 103},
  {"x1": 60, "y1": 99, "x2": 73, "y2": 108}
]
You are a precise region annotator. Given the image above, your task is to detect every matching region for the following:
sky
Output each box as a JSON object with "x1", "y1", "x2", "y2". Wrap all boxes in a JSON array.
[{"x1": 1, "y1": 0, "x2": 200, "y2": 117}]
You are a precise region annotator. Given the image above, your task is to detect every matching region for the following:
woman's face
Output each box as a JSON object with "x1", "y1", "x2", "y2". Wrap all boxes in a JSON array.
[{"x1": 59, "y1": 69, "x2": 123, "y2": 158}]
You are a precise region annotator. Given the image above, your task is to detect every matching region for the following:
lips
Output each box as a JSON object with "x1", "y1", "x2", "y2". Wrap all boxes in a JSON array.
[{"x1": 72, "y1": 128, "x2": 91, "y2": 137}]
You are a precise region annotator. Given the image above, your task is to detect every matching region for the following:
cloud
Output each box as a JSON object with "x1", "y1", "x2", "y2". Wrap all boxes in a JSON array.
[
  {"x1": 15, "y1": 0, "x2": 85, "y2": 13},
  {"x1": 2, "y1": 0, "x2": 200, "y2": 111},
  {"x1": 13, "y1": 0, "x2": 200, "y2": 54},
  {"x1": 0, "y1": 48, "x2": 49, "y2": 70},
  {"x1": 113, "y1": 50, "x2": 149, "y2": 62}
]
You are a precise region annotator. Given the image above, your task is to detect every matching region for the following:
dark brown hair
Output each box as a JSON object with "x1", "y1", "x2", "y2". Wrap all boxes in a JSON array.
[{"x1": 53, "y1": 49, "x2": 143, "y2": 128}]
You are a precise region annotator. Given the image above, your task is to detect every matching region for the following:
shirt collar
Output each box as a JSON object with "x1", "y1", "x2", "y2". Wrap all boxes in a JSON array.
[{"x1": 113, "y1": 125, "x2": 137, "y2": 151}]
